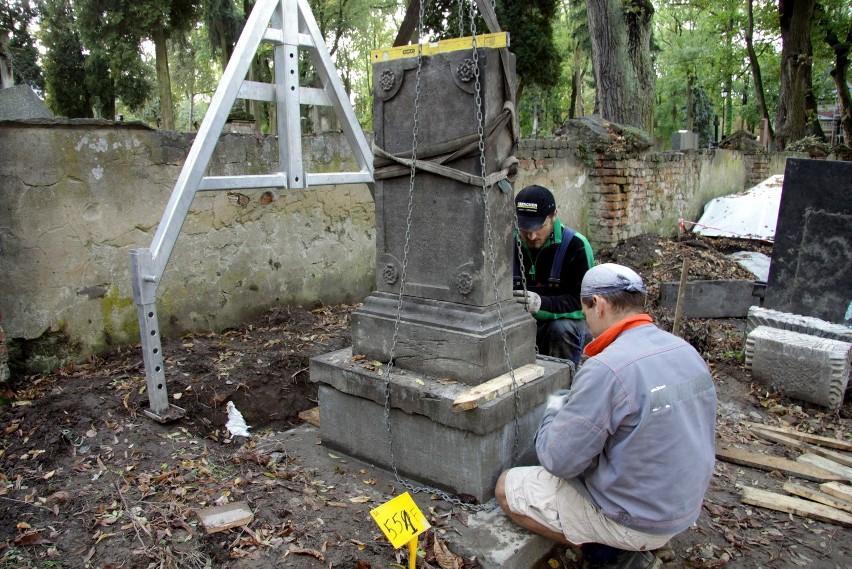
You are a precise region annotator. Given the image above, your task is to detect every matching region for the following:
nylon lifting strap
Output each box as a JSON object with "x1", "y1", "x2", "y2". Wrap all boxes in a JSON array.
[{"x1": 514, "y1": 228, "x2": 576, "y2": 288}]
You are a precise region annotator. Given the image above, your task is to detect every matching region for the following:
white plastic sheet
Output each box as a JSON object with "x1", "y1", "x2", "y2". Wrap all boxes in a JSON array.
[{"x1": 692, "y1": 175, "x2": 783, "y2": 241}]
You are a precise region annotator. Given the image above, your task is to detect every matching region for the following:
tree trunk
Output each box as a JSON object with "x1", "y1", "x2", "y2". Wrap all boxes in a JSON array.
[
  {"x1": 775, "y1": 0, "x2": 816, "y2": 150},
  {"x1": 0, "y1": 30, "x2": 13, "y2": 88},
  {"x1": 586, "y1": 0, "x2": 655, "y2": 131},
  {"x1": 152, "y1": 27, "x2": 174, "y2": 131},
  {"x1": 819, "y1": 9, "x2": 852, "y2": 146},
  {"x1": 569, "y1": 45, "x2": 585, "y2": 119},
  {"x1": 746, "y1": 0, "x2": 774, "y2": 145}
]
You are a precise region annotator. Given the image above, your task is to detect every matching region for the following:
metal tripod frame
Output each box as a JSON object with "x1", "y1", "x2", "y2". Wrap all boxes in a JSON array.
[{"x1": 130, "y1": 0, "x2": 373, "y2": 422}]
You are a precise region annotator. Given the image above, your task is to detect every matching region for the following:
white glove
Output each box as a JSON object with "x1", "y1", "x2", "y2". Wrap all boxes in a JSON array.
[
  {"x1": 545, "y1": 389, "x2": 572, "y2": 412},
  {"x1": 513, "y1": 289, "x2": 541, "y2": 314}
]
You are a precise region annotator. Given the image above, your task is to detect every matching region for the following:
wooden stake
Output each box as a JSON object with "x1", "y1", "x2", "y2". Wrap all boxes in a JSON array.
[{"x1": 672, "y1": 255, "x2": 689, "y2": 337}]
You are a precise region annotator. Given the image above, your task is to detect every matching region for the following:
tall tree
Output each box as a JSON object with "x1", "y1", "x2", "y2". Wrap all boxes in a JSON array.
[
  {"x1": 77, "y1": 1, "x2": 198, "y2": 128},
  {"x1": 418, "y1": 0, "x2": 562, "y2": 107},
  {"x1": 203, "y1": 0, "x2": 244, "y2": 72},
  {"x1": 38, "y1": 0, "x2": 92, "y2": 117},
  {"x1": 586, "y1": 0, "x2": 655, "y2": 130},
  {"x1": 0, "y1": 0, "x2": 43, "y2": 90},
  {"x1": 774, "y1": 0, "x2": 818, "y2": 149},
  {"x1": 745, "y1": 0, "x2": 773, "y2": 144}
]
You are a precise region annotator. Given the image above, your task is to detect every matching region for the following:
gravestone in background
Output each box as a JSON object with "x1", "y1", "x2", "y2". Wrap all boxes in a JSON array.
[{"x1": 764, "y1": 159, "x2": 851, "y2": 325}]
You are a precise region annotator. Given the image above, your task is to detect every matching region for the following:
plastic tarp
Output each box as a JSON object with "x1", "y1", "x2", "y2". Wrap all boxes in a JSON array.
[{"x1": 692, "y1": 174, "x2": 783, "y2": 241}]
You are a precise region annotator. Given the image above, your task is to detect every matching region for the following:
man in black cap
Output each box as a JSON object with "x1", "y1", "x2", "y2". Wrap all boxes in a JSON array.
[{"x1": 513, "y1": 184, "x2": 595, "y2": 365}]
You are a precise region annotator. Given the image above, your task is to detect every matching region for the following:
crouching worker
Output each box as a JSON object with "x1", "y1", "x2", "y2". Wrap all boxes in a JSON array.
[{"x1": 496, "y1": 263, "x2": 717, "y2": 569}]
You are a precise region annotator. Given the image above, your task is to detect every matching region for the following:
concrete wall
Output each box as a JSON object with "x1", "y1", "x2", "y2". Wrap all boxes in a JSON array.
[
  {"x1": 0, "y1": 120, "x2": 788, "y2": 371},
  {"x1": 0, "y1": 120, "x2": 375, "y2": 371}
]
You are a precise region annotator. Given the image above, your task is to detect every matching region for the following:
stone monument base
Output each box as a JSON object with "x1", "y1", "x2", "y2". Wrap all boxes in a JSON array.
[
  {"x1": 310, "y1": 348, "x2": 572, "y2": 502},
  {"x1": 351, "y1": 293, "x2": 536, "y2": 386}
]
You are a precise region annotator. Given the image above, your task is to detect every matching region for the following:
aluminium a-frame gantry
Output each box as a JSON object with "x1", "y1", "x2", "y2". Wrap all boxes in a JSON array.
[{"x1": 129, "y1": 0, "x2": 373, "y2": 422}]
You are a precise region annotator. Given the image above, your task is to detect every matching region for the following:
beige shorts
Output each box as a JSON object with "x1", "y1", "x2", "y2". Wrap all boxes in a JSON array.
[{"x1": 503, "y1": 466, "x2": 675, "y2": 550}]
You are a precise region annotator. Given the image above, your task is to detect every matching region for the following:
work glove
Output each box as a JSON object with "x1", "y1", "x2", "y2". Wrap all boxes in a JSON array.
[
  {"x1": 513, "y1": 289, "x2": 541, "y2": 314},
  {"x1": 543, "y1": 388, "x2": 572, "y2": 422}
]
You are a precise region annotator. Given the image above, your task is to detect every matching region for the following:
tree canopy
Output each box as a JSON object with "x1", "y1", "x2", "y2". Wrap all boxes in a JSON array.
[{"x1": 14, "y1": 0, "x2": 848, "y2": 150}]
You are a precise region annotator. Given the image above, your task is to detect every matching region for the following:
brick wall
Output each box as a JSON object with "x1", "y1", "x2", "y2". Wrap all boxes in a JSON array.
[{"x1": 516, "y1": 134, "x2": 784, "y2": 248}]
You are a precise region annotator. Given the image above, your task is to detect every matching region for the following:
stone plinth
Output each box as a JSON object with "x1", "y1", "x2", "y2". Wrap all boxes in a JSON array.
[
  {"x1": 352, "y1": 293, "x2": 534, "y2": 385},
  {"x1": 310, "y1": 348, "x2": 571, "y2": 503}
]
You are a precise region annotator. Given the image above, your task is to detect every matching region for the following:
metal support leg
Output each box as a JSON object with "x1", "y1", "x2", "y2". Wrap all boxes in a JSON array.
[{"x1": 130, "y1": 249, "x2": 185, "y2": 422}]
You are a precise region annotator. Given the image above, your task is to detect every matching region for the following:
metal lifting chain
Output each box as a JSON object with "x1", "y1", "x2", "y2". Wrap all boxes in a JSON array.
[
  {"x1": 380, "y1": 0, "x2": 495, "y2": 511},
  {"x1": 379, "y1": 0, "x2": 531, "y2": 512},
  {"x1": 468, "y1": 0, "x2": 523, "y2": 468}
]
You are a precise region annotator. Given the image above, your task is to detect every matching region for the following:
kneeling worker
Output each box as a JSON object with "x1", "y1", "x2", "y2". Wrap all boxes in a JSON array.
[
  {"x1": 496, "y1": 263, "x2": 717, "y2": 569},
  {"x1": 513, "y1": 185, "x2": 595, "y2": 365}
]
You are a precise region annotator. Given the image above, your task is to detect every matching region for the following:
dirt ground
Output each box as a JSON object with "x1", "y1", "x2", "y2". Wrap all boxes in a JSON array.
[{"x1": 1, "y1": 233, "x2": 850, "y2": 569}]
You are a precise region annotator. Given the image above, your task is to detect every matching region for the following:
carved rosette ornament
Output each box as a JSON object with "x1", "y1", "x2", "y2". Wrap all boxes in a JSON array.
[
  {"x1": 382, "y1": 263, "x2": 399, "y2": 285},
  {"x1": 379, "y1": 69, "x2": 396, "y2": 92},
  {"x1": 456, "y1": 272, "x2": 474, "y2": 295},
  {"x1": 456, "y1": 59, "x2": 476, "y2": 83}
]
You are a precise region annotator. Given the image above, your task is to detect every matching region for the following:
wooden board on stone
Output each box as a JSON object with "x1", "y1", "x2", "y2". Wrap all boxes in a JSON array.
[
  {"x1": 452, "y1": 364, "x2": 545, "y2": 411},
  {"x1": 298, "y1": 406, "x2": 321, "y2": 427},
  {"x1": 742, "y1": 486, "x2": 852, "y2": 527},
  {"x1": 715, "y1": 446, "x2": 844, "y2": 482},
  {"x1": 196, "y1": 501, "x2": 254, "y2": 533},
  {"x1": 783, "y1": 482, "x2": 852, "y2": 514},
  {"x1": 820, "y1": 482, "x2": 852, "y2": 503},
  {"x1": 744, "y1": 421, "x2": 852, "y2": 452}
]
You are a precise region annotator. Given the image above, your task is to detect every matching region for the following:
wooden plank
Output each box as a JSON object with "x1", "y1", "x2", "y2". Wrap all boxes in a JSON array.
[
  {"x1": 196, "y1": 501, "x2": 254, "y2": 534},
  {"x1": 820, "y1": 482, "x2": 852, "y2": 503},
  {"x1": 750, "y1": 426, "x2": 852, "y2": 468},
  {"x1": 783, "y1": 482, "x2": 852, "y2": 514},
  {"x1": 742, "y1": 486, "x2": 852, "y2": 527},
  {"x1": 797, "y1": 453, "x2": 852, "y2": 482},
  {"x1": 744, "y1": 422, "x2": 852, "y2": 452},
  {"x1": 298, "y1": 406, "x2": 321, "y2": 427},
  {"x1": 715, "y1": 446, "x2": 844, "y2": 483},
  {"x1": 452, "y1": 364, "x2": 545, "y2": 411}
]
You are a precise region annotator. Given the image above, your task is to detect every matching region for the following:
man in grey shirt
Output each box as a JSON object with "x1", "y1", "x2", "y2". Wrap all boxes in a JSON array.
[{"x1": 496, "y1": 263, "x2": 717, "y2": 569}]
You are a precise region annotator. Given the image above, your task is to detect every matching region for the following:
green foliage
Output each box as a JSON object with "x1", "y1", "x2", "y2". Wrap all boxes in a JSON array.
[
  {"x1": 1, "y1": 0, "x2": 44, "y2": 90},
  {"x1": 785, "y1": 135, "x2": 831, "y2": 156},
  {"x1": 38, "y1": 0, "x2": 91, "y2": 117},
  {"x1": 420, "y1": 0, "x2": 561, "y2": 95}
]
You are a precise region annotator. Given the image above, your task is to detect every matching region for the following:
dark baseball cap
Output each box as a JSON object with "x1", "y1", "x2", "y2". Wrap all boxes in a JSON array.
[{"x1": 515, "y1": 185, "x2": 556, "y2": 231}]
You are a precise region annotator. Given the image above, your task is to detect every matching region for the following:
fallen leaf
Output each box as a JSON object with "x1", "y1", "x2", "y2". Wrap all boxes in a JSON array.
[
  {"x1": 285, "y1": 546, "x2": 325, "y2": 562},
  {"x1": 433, "y1": 536, "x2": 462, "y2": 569},
  {"x1": 349, "y1": 496, "x2": 372, "y2": 503},
  {"x1": 14, "y1": 531, "x2": 42, "y2": 546}
]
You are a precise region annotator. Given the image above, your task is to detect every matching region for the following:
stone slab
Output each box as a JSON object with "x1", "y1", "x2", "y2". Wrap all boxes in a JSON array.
[
  {"x1": 447, "y1": 507, "x2": 554, "y2": 569},
  {"x1": 765, "y1": 158, "x2": 852, "y2": 325},
  {"x1": 659, "y1": 280, "x2": 758, "y2": 318},
  {"x1": 745, "y1": 326, "x2": 851, "y2": 410},
  {"x1": 745, "y1": 306, "x2": 852, "y2": 343}
]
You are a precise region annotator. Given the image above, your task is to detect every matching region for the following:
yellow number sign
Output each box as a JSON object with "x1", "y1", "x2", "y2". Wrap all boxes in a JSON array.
[{"x1": 369, "y1": 492, "x2": 430, "y2": 549}]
